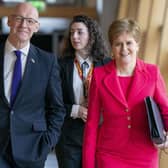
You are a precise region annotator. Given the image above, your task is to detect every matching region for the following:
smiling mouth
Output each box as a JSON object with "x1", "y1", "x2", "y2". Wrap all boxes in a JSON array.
[
  {"x1": 73, "y1": 42, "x2": 80, "y2": 44},
  {"x1": 121, "y1": 54, "x2": 129, "y2": 57}
]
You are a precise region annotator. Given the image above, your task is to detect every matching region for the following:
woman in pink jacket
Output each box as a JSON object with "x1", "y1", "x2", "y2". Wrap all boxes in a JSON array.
[{"x1": 82, "y1": 18, "x2": 168, "y2": 168}]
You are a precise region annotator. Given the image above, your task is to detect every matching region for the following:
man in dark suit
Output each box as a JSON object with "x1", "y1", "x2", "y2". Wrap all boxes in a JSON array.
[{"x1": 0, "y1": 2, "x2": 65, "y2": 168}]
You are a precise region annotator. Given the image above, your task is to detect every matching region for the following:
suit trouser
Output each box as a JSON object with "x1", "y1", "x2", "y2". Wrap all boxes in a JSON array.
[
  {"x1": 56, "y1": 143, "x2": 82, "y2": 168},
  {"x1": 0, "y1": 155, "x2": 11, "y2": 168},
  {"x1": 0, "y1": 141, "x2": 18, "y2": 168},
  {"x1": 0, "y1": 141, "x2": 45, "y2": 168}
]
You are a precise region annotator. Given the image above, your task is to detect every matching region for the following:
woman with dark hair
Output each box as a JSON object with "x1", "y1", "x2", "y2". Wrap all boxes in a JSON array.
[{"x1": 55, "y1": 15, "x2": 110, "y2": 168}]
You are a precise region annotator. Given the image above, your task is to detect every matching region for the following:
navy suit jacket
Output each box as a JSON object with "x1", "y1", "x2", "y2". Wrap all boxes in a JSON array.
[
  {"x1": 0, "y1": 43, "x2": 65, "y2": 167},
  {"x1": 57, "y1": 57, "x2": 111, "y2": 146}
]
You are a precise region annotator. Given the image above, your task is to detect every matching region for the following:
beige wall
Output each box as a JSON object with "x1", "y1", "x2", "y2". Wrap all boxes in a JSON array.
[
  {"x1": 117, "y1": 0, "x2": 168, "y2": 88},
  {"x1": 117, "y1": 0, "x2": 168, "y2": 167}
]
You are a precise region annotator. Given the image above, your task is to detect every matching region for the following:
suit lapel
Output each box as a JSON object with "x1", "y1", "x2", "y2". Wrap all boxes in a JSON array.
[
  {"x1": 66, "y1": 59, "x2": 75, "y2": 101},
  {"x1": 127, "y1": 60, "x2": 148, "y2": 103},
  {"x1": 0, "y1": 44, "x2": 10, "y2": 106},
  {"x1": 13, "y1": 45, "x2": 37, "y2": 107},
  {"x1": 102, "y1": 59, "x2": 148, "y2": 106},
  {"x1": 103, "y1": 61, "x2": 128, "y2": 106}
]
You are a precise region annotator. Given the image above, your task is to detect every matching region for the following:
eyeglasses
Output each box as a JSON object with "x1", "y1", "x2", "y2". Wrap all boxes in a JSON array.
[{"x1": 11, "y1": 15, "x2": 39, "y2": 26}]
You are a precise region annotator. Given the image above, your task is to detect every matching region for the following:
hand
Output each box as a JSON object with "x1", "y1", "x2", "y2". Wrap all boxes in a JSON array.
[
  {"x1": 78, "y1": 106, "x2": 88, "y2": 122},
  {"x1": 155, "y1": 135, "x2": 168, "y2": 149}
]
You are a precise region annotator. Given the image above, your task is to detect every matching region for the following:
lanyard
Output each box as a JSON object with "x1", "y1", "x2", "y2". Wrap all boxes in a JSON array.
[{"x1": 74, "y1": 58, "x2": 93, "y2": 99}]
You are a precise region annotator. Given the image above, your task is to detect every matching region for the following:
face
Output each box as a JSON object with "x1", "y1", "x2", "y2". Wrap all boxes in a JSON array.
[
  {"x1": 7, "y1": 3, "x2": 40, "y2": 48},
  {"x1": 70, "y1": 22, "x2": 89, "y2": 52},
  {"x1": 111, "y1": 31, "x2": 139, "y2": 67}
]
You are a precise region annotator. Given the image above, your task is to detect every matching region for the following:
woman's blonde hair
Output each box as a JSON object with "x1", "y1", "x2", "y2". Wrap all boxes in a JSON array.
[{"x1": 108, "y1": 18, "x2": 141, "y2": 45}]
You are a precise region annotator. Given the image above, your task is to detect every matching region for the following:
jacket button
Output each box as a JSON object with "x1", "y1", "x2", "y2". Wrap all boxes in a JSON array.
[
  {"x1": 125, "y1": 108, "x2": 129, "y2": 112},
  {"x1": 128, "y1": 125, "x2": 131, "y2": 128},
  {"x1": 11, "y1": 110, "x2": 14, "y2": 115}
]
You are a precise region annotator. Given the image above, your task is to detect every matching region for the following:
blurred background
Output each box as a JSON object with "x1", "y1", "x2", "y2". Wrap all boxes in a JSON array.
[{"x1": 0, "y1": 1, "x2": 167, "y2": 167}]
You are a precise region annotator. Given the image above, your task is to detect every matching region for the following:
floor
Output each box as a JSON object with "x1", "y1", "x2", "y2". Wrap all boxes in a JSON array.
[{"x1": 45, "y1": 151, "x2": 58, "y2": 168}]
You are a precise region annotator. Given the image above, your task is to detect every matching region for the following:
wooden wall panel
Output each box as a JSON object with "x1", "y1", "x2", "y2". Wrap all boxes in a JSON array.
[
  {"x1": 0, "y1": 6, "x2": 98, "y2": 19},
  {"x1": 136, "y1": 0, "x2": 152, "y2": 59},
  {"x1": 126, "y1": 0, "x2": 139, "y2": 19},
  {"x1": 86, "y1": 0, "x2": 96, "y2": 7},
  {"x1": 143, "y1": 0, "x2": 166, "y2": 64},
  {"x1": 136, "y1": 0, "x2": 152, "y2": 31},
  {"x1": 158, "y1": 1, "x2": 168, "y2": 88},
  {"x1": 117, "y1": 1, "x2": 168, "y2": 167},
  {"x1": 118, "y1": 0, "x2": 139, "y2": 20},
  {"x1": 117, "y1": 0, "x2": 129, "y2": 18}
]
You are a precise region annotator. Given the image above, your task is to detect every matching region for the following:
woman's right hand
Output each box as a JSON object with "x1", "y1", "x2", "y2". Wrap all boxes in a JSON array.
[
  {"x1": 155, "y1": 135, "x2": 168, "y2": 149},
  {"x1": 78, "y1": 106, "x2": 88, "y2": 122}
]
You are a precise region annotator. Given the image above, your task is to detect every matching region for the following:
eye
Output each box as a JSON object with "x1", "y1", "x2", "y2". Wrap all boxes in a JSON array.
[
  {"x1": 113, "y1": 42, "x2": 121, "y2": 47},
  {"x1": 70, "y1": 31, "x2": 75, "y2": 36},
  {"x1": 126, "y1": 41, "x2": 132, "y2": 45},
  {"x1": 78, "y1": 30, "x2": 85, "y2": 35},
  {"x1": 78, "y1": 30, "x2": 83, "y2": 35},
  {"x1": 15, "y1": 16, "x2": 22, "y2": 22},
  {"x1": 27, "y1": 19, "x2": 35, "y2": 25}
]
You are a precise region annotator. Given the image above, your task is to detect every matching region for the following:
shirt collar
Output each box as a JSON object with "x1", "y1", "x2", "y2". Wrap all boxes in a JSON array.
[
  {"x1": 5, "y1": 39, "x2": 30, "y2": 56},
  {"x1": 75, "y1": 53, "x2": 92, "y2": 66}
]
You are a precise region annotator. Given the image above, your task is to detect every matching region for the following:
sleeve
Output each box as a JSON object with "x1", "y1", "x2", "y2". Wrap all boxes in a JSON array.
[
  {"x1": 154, "y1": 67, "x2": 168, "y2": 130},
  {"x1": 58, "y1": 58, "x2": 74, "y2": 118},
  {"x1": 71, "y1": 104, "x2": 80, "y2": 118},
  {"x1": 82, "y1": 69, "x2": 101, "y2": 168},
  {"x1": 44, "y1": 55, "x2": 66, "y2": 147}
]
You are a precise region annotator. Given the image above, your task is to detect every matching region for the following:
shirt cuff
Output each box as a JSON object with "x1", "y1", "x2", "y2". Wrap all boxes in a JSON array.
[{"x1": 71, "y1": 104, "x2": 80, "y2": 119}]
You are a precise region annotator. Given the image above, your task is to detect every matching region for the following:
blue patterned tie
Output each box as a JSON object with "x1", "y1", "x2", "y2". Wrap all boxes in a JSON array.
[
  {"x1": 10, "y1": 50, "x2": 22, "y2": 107},
  {"x1": 81, "y1": 61, "x2": 89, "y2": 80},
  {"x1": 81, "y1": 61, "x2": 89, "y2": 98}
]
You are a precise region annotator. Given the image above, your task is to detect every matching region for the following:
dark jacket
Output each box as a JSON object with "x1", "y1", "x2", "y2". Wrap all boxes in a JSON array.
[
  {"x1": 0, "y1": 43, "x2": 65, "y2": 167},
  {"x1": 57, "y1": 56, "x2": 111, "y2": 146}
]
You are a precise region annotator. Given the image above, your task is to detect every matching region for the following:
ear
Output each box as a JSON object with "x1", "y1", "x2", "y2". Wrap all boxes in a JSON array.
[
  {"x1": 136, "y1": 42, "x2": 140, "y2": 52},
  {"x1": 7, "y1": 15, "x2": 12, "y2": 27},
  {"x1": 34, "y1": 22, "x2": 40, "y2": 33}
]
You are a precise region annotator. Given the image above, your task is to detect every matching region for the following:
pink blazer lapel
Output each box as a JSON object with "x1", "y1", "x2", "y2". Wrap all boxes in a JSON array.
[
  {"x1": 102, "y1": 59, "x2": 148, "y2": 106},
  {"x1": 103, "y1": 61, "x2": 128, "y2": 106},
  {"x1": 127, "y1": 60, "x2": 148, "y2": 103}
]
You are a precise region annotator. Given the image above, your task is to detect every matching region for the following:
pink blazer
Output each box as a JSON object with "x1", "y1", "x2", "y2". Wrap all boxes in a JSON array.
[{"x1": 82, "y1": 59, "x2": 168, "y2": 168}]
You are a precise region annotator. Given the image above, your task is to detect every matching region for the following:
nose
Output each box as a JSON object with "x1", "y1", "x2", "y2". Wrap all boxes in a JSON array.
[
  {"x1": 72, "y1": 32, "x2": 78, "y2": 39},
  {"x1": 20, "y1": 18, "x2": 28, "y2": 26},
  {"x1": 122, "y1": 43, "x2": 127, "y2": 51}
]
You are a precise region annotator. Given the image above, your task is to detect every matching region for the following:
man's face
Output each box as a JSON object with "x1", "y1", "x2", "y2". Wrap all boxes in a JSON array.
[{"x1": 7, "y1": 3, "x2": 40, "y2": 46}]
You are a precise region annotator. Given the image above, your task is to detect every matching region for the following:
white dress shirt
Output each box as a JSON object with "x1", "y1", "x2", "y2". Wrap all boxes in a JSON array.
[
  {"x1": 71, "y1": 54, "x2": 92, "y2": 119},
  {"x1": 4, "y1": 40, "x2": 30, "y2": 103}
]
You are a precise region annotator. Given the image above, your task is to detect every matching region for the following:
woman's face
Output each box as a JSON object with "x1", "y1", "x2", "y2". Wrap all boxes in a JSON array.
[
  {"x1": 70, "y1": 22, "x2": 89, "y2": 52},
  {"x1": 111, "y1": 31, "x2": 139, "y2": 66}
]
